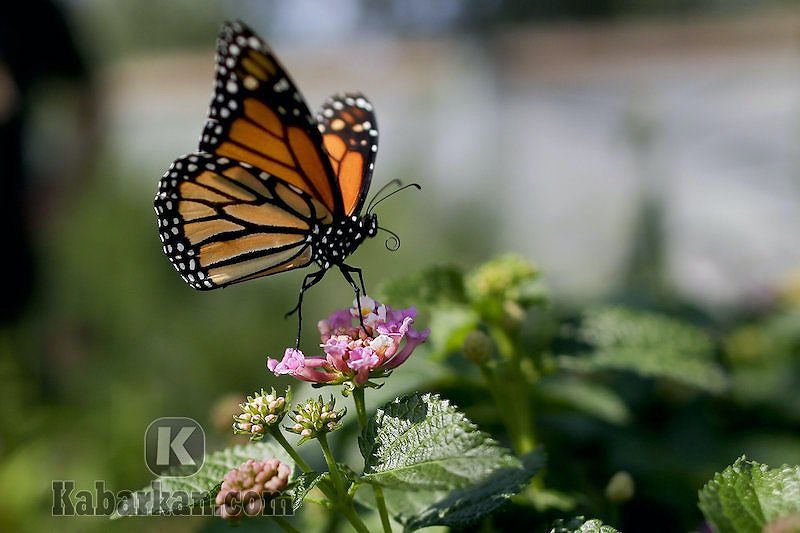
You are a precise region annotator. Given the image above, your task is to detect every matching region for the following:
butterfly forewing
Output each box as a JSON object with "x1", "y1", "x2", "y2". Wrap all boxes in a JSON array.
[
  {"x1": 199, "y1": 21, "x2": 344, "y2": 216},
  {"x1": 154, "y1": 153, "x2": 331, "y2": 289},
  {"x1": 317, "y1": 93, "x2": 378, "y2": 216}
]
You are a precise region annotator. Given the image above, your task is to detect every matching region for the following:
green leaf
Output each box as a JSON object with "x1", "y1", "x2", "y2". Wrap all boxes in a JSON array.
[
  {"x1": 359, "y1": 393, "x2": 520, "y2": 490},
  {"x1": 549, "y1": 516, "x2": 620, "y2": 532},
  {"x1": 560, "y1": 306, "x2": 727, "y2": 393},
  {"x1": 403, "y1": 451, "x2": 545, "y2": 531},
  {"x1": 285, "y1": 471, "x2": 327, "y2": 511},
  {"x1": 698, "y1": 456, "x2": 800, "y2": 533},
  {"x1": 536, "y1": 376, "x2": 630, "y2": 425},
  {"x1": 377, "y1": 265, "x2": 467, "y2": 307},
  {"x1": 112, "y1": 441, "x2": 293, "y2": 518},
  {"x1": 428, "y1": 306, "x2": 480, "y2": 356}
]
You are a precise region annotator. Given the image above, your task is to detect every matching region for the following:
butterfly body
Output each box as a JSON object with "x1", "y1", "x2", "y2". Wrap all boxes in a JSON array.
[
  {"x1": 310, "y1": 214, "x2": 378, "y2": 271},
  {"x1": 154, "y1": 20, "x2": 398, "y2": 342}
]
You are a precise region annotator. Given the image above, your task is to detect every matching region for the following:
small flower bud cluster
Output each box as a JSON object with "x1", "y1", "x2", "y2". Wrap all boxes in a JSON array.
[
  {"x1": 465, "y1": 254, "x2": 544, "y2": 326},
  {"x1": 233, "y1": 388, "x2": 289, "y2": 441},
  {"x1": 215, "y1": 458, "x2": 291, "y2": 519},
  {"x1": 286, "y1": 396, "x2": 345, "y2": 444}
]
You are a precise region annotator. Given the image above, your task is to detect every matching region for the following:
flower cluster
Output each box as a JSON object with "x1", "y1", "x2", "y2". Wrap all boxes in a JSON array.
[
  {"x1": 267, "y1": 296, "x2": 429, "y2": 387},
  {"x1": 232, "y1": 388, "x2": 289, "y2": 441},
  {"x1": 214, "y1": 458, "x2": 291, "y2": 519},
  {"x1": 465, "y1": 254, "x2": 544, "y2": 325},
  {"x1": 286, "y1": 395, "x2": 345, "y2": 444}
]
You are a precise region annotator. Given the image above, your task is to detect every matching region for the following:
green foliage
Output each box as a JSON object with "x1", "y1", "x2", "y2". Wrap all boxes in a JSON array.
[
  {"x1": 428, "y1": 306, "x2": 480, "y2": 356},
  {"x1": 112, "y1": 441, "x2": 293, "y2": 518},
  {"x1": 402, "y1": 451, "x2": 545, "y2": 531},
  {"x1": 698, "y1": 456, "x2": 800, "y2": 533},
  {"x1": 724, "y1": 308, "x2": 800, "y2": 416},
  {"x1": 285, "y1": 471, "x2": 328, "y2": 511},
  {"x1": 560, "y1": 306, "x2": 727, "y2": 393},
  {"x1": 358, "y1": 393, "x2": 544, "y2": 530},
  {"x1": 535, "y1": 376, "x2": 631, "y2": 425},
  {"x1": 549, "y1": 516, "x2": 620, "y2": 532},
  {"x1": 379, "y1": 257, "x2": 546, "y2": 358},
  {"x1": 359, "y1": 393, "x2": 521, "y2": 490},
  {"x1": 378, "y1": 265, "x2": 468, "y2": 307}
]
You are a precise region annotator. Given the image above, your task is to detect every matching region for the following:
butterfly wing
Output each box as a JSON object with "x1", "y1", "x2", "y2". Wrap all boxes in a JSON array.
[
  {"x1": 317, "y1": 93, "x2": 378, "y2": 216},
  {"x1": 155, "y1": 153, "x2": 332, "y2": 290},
  {"x1": 198, "y1": 20, "x2": 345, "y2": 216}
]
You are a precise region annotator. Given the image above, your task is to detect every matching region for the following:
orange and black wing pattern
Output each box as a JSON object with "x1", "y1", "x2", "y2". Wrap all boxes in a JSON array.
[
  {"x1": 198, "y1": 21, "x2": 344, "y2": 216},
  {"x1": 155, "y1": 153, "x2": 331, "y2": 290},
  {"x1": 317, "y1": 93, "x2": 378, "y2": 216}
]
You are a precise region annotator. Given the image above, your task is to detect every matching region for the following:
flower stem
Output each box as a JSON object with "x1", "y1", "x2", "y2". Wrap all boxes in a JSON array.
[
  {"x1": 353, "y1": 388, "x2": 393, "y2": 533},
  {"x1": 269, "y1": 426, "x2": 342, "y2": 509},
  {"x1": 318, "y1": 433, "x2": 346, "y2": 495},
  {"x1": 488, "y1": 325, "x2": 536, "y2": 455},
  {"x1": 317, "y1": 433, "x2": 370, "y2": 533},
  {"x1": 269, "y1": 427, "x2": 312, "y2": 472},
  {"x1": 353, "y1": 387, "x2": 368, "y2": 428},
  {"x1": 373, "y1": 485, "x2": 393, "y2": 532},
  {"x1": 339, "y1": 503, "x2": 371, "y2": 533},
  {"x1": 271, "y1": 516, "x2": 300, "y2": 533}
]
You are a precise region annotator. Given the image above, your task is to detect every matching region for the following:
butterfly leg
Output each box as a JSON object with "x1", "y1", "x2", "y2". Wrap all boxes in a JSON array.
[
  {"x1": 355, "y1": 267, "x2": 367, "y2": 295},
  {"x1": 285, "y1": 269, "x2": 326, "y2": 348},
  {"x1": 340, "y1": 263, "x2": 367, "y2": 294},
  {"x1": 339, "y1": 264, "x2": 368, "y2": 333}
]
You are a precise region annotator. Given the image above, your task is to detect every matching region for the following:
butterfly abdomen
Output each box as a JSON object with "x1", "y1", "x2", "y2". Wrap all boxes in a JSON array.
[{"x1": 311, "y1": 214, "x2": 378, "y2": 270}]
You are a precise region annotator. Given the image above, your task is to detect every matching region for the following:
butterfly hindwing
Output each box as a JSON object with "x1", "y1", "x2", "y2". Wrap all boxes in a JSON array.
[
  {"x1": 199, "y1": 20, "x2": 345, "y2": 216},
  {"x1": 317, "y1": 93, "x2": 378, "y2": 216},
  {"x1": 154, "y1": 153, "x2": 333, "y2": 290}
]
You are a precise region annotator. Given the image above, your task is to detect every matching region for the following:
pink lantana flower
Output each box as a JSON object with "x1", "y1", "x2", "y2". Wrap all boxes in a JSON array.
[{"x1": 267, "y1": 297, "x2": 429, "y2": 387}]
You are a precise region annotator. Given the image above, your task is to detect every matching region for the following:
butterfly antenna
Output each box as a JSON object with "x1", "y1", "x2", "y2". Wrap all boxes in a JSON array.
[
  {"x1": 366, "y1": 179, "x2": 402, "y2": 213},
  {"x1": 367, "y1": 183, "x2": 422, "y2": 214},
  {"x1": 378, "y1": 226, "x2": 402, "y2": 251}
]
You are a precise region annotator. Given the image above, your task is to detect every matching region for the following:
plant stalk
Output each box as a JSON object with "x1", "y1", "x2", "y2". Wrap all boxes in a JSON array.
[
  {"x1": 353, "y1": 387, "x2": 393, "y2": 532},
  {"x1": 271, "y1": 515, "x2": 301, "y2": 533},
  {"x1": 488, "y1": 325, "x2": 536, "y2": 454},
  {"x1": 270, "y1": 426, "x2": 312, "y2": 472},
  {"x1": 317, "y1": 433, "x2": 370, "y2": 533},
  {"x1": 353, "y1": 386, "x2": 368, "y2": 428}
]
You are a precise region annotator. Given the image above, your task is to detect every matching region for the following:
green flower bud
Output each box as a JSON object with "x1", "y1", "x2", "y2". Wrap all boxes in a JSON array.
[
  {"x1": 466, "y1": 254, "x2": 538, "y2": 302},
  {"x1": 605, "y1": 471, "x2": 634, "y2": 503},
  {"x1": 285, "y1": 395, "x2": 346, "y2": 444},
  {"x1": 462, "y1": 330, "x2": 493, "y2": 364},
  {"x1": 465, "y1": 255, "x2": 544, "y2": 325},
  {"x1": 233, "y1": 388, "x2": 290, "y2": 441}
]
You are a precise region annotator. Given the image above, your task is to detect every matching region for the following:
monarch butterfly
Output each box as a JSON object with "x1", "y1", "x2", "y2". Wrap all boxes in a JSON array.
[{"x1": 153, "y1": 20, "x2": 417, "y2": 342}]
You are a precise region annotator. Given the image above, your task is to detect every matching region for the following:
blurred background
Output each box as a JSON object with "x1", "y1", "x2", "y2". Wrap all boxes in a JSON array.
[{"x1": 1, "y1": 0, "x2": 799, "y2": 531}]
